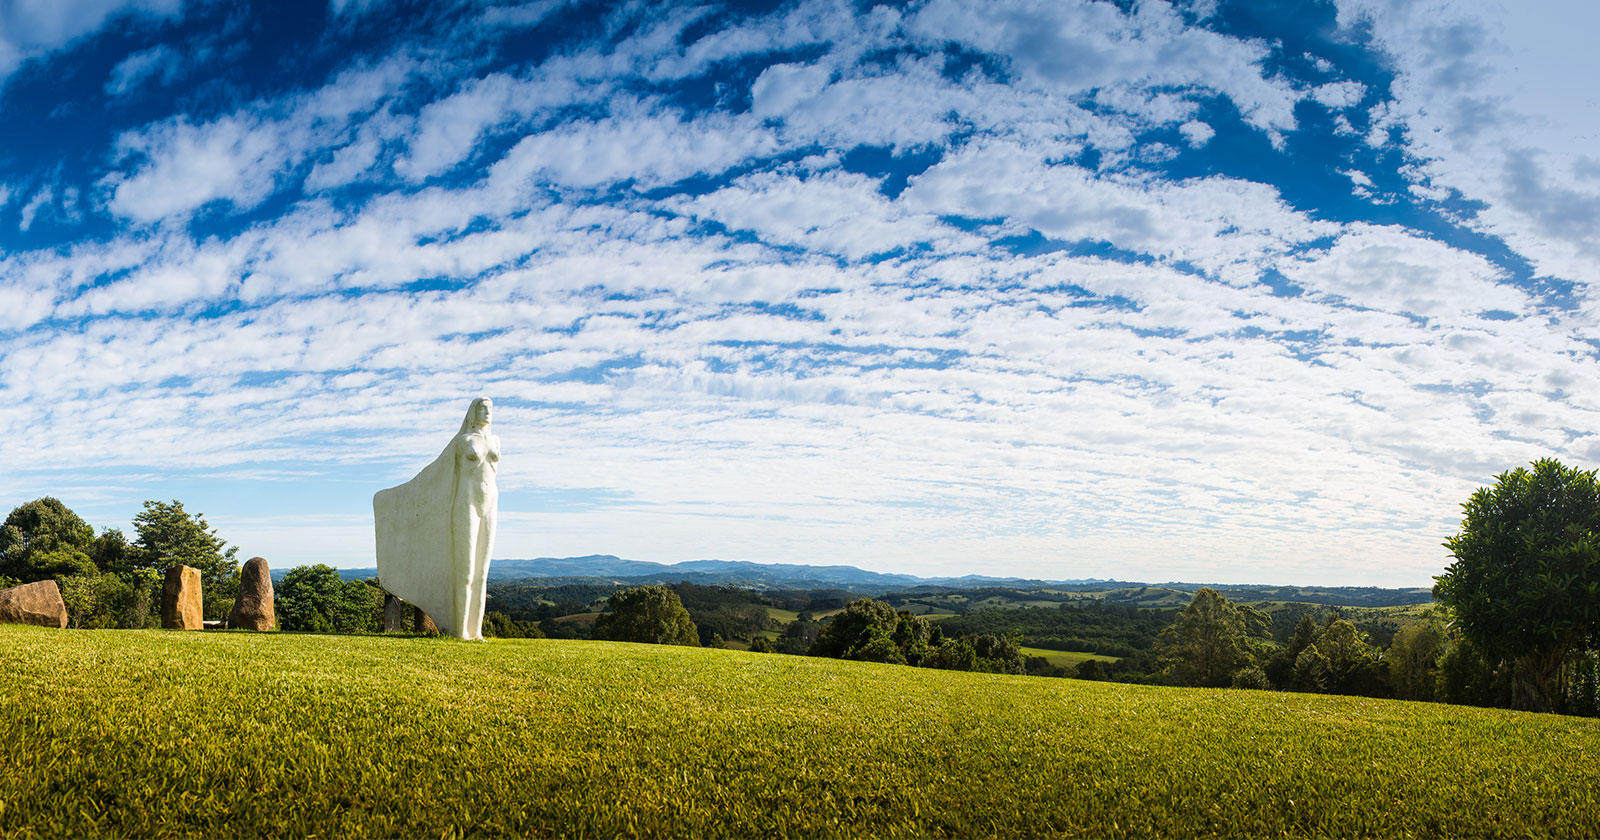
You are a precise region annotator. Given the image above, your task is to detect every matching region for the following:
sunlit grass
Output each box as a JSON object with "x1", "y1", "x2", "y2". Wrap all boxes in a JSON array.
[
  {"x1": 1017, "y1": 646, "x2": 1122, "y2": 667},
  {"x1": 2, "y1": 625, "x2": 1598, "y2": 837}
]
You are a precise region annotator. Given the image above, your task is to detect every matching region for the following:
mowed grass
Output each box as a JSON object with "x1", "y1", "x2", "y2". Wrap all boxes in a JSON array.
[
  {"x1": 1018, "y1": 646, "x2": 1122, "y2": 668},
  {"x1": 4, "y1": 627, "x2": 1600, "y2": 838}
]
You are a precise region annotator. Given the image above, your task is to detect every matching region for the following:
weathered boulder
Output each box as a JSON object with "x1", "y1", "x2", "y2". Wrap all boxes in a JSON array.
[
  {"x1": 227, "y1": 556, "x2": 275, "y2": 631},
  {"x1": 415, "y1": 607, "x2": 439, "y2": 635},
  {"x1": 162, "y1": 565, "x2": 203, "y2": 630},
  {"x1": 0, "y1": 580, "x2": 68, "y2": 628}
]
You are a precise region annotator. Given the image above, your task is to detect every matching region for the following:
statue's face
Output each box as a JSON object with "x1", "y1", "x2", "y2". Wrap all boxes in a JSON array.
[{"x1": 477, "y1": 399, "x2": 493, "y2": 425}]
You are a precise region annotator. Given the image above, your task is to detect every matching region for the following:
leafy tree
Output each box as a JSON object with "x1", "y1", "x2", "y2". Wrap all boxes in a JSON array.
[
  {"x1": 277, "y1": 565, "x2": 380, "y2": 633},
  {"x1": 1292, "y1": 644, "x2": 1329, "y2": 692},
  {"x1": 88, "y1": 528, "x2": 138, "y2": 577},
  {"x1": 58, "y1": 572, "x2": 133, "y2": 629},
  {"x1": 971, "y1": 633, "x2": 1026, "y2": 674},
  {"x1": 1437, "y1": 636, "x2": 1509, "y2": 707},
  {"x1": 1267, "y1": 614, "x2": 1322, "y2": 687},
  {"x1": 1155, "y1": 587, "x2": 1265, "y2": 687},
  {"x1": 483, "y1": 610, "x2": 545, "y2": 639},
  {"x1": 133, "y1": 500, "x2": 241, "y2": 620},
  {"x1": 924, "y1": 637, "x2": 979, "y2": 671},
  {"x1": 119, "y1": 569, "x2": 163, "y2": 629},
  {"x1": 1313, "y1": 619, "x2": 1387, "y2": 695},
  {"x1": 1231, "y1": 665, "x2": 1272, "y2": 690},
  {"x1": 17, "y1": 547, "x2": 96, "y2": 581},
  {"x1": 0, "y1": 497, "x2": 96, "y2": 583},
  {"x1": 1075, "y1": 659, "x2": 1107, "y2": 681},
  {"x1": 1435, "y1": 459, "x2": 1600, "y2": 711},
  {"x1": 749, "y1": 636, "x2": 776, "y2": 653},
  {"x1": 1388, "y1": 623, "x2": 1445, "y2": 701},
  {"x1": 810, "y1": 598, "x2": 938, "y2": 663},
  {"x1": 593, "y1": 585, "x2": 699, "y2": 646},
  {"x1": 775, "y1": 615, "x2": 821, "y2": 655}
]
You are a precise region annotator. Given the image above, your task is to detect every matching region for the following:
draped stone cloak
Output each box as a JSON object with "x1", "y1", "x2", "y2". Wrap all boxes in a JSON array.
[{"x1": 373, "y1": 400, "x2": 497, "y2": 640}]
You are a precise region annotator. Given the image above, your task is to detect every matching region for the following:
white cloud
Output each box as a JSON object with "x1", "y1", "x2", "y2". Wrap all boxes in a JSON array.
[
  {"x1": 1334, "y1": 0, "x2": 1600, "y2": 285},
  {"x1": 102, "y1": 58, "x2": 414, "y2": 222},
  {"x1": 0, "y1": 0, "x2": 180, "y2": 82},
  {"x1": 1310, "y1": 80, "x2": 1366, "y2": 109},
  {"x1": 905, "y1": 0, "x2": 1303, "y2": 133},
  {"x1": 1179, "y1": 120, "x2": 1215, "y2": 147},
  {"x1": 105, "y1": 44, "x2": 181, "y2": 96},
  {"x1": 490, "y1": 107, "x2": 779, "y2": 191},
  {"x1": 397, "y1": 74, "x2": 530, "y2": 181},
  {"x1": 17, "y1": 185, "x2": 52, "y2": 231}
]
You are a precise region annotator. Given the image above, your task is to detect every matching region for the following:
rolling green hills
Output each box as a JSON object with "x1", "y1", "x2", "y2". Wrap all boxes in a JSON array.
[{"x1": 3, "y1": 625, "x2": 1597, "y2": 838}]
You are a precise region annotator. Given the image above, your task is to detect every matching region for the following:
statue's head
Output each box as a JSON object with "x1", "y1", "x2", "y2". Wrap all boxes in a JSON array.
[{"x1": 461, "y1": 396, "x2": 493, "y2": 433}]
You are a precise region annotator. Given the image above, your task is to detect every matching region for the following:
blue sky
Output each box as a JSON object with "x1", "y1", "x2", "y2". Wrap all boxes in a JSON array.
[{"x1": 2, "y1": 0, "x2": 1598, "y2": 586}]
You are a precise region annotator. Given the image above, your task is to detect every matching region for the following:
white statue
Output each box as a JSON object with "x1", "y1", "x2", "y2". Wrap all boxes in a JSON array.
[{"x1": 373, "y1": 397, "x2": 500, "y2": 640}]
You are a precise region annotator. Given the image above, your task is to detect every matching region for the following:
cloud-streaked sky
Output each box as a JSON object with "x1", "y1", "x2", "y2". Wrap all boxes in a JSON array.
[{"x1": 3, "y1": 0, "x2": 1597, "y2": 586}]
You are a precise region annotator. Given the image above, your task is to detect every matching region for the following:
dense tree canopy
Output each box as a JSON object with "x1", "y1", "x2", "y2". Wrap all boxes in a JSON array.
[
  {"x1": 593, "y1": 585, "x2": 699, "y2": 646},
  {"x1": 277, "y1": 565, "x2": 381, "y2": 634},
  {"x1": 0, "y1": 497, "x2": 96, "y2": 583},
  {"x1": 1436, "y1": 459, "x2": 1600, "y2": 711}
]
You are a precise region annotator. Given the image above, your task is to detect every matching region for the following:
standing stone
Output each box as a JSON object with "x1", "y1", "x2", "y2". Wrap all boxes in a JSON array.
[
  {"x1": 383, "y1": 593, "x2": 407, "y2": 632},
  {"x1": 162, "y1": 565, "x2": 203, "y2": 630},
  {"x1": 0, "y1": 580, "x2": 68, "y2": 628},
  {"x1": 227, "y1": 556, "x2": 275, "y2": 631}
]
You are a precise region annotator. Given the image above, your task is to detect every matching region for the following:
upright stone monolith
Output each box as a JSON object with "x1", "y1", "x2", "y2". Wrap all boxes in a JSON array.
[
  {"x1": 162, "y1": 565, "x2": 203, "y2": 630},
  {"x1": 227, "y1": 556, "x2": 275, "y2": 631},
  {"x1": 383, "y1": 593, "x2": 407, "y2": 632},
  {"x1": 0, "y1": 580, "x2": 68, "y2": 628}
]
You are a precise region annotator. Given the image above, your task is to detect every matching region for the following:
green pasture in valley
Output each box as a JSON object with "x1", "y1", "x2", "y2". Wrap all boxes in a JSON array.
[
  {"x1": 1018, "y1": 646, "x2": 1122, "y2": 668},
  {"x1": 764, "y1": 607, "x2": 801, "y2": 624},
  {"x1": 3, "y1": 625, "x2": 1599, "y2": 838}
]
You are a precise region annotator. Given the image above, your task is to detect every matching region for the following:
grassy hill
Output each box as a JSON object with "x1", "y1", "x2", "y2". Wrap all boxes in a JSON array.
[{"x1": 3, "y1": 626, "x2": 1598, "y2": 837}]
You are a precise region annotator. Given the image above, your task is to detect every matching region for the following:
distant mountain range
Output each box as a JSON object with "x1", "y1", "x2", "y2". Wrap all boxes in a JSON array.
[
  {"x1": 281, "y1": 555, "x2": 1112, "y2": 591},
  {"x1": 269, "y1": 555, "x2": 1432, "y2": 605}
]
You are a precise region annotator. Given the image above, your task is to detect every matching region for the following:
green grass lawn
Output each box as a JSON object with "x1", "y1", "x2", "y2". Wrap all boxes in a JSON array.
[
  {"x1": 1018, "y1": 646, "x2": 1122, "y2": 668},
  {"x1": 4, "y1": 625, "x2": 1600, "y2": 837}
]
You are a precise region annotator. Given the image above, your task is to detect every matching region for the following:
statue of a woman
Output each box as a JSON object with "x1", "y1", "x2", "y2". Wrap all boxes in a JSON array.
[{"x1": 373, "y1": 397, "x2": 501, "y2": 640}]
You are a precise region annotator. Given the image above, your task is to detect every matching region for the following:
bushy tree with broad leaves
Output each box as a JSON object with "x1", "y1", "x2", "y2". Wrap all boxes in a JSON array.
[
  {"x1": 1436, "y1": 458, "x2": 1600, "y2": 712},
  {"x1": 0, "y1": 497, "x2": 96, "y2": 583},
  {"x1": 277, "y1": 565, "x2": 381, "y2": 634},
  {"x1": 593, "y1": 585, "x2": 699, "y2": 646}
]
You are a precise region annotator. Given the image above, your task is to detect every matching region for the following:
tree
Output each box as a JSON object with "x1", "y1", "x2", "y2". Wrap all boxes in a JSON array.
[
  {"x1": 133, "y1": 500, "x2": 241, "y2": 620},
  {"x1": 1155, "y1": 587, "x2": 1263, "y2": 687},
  {"x1": 0, "y1": 497, "x2": 96, "y2": 583},
  {"x1": 1435, "y1": 459, "x2": 1600, "y2": 711},
  {"x1": 593, "y1": 585, "x2": 699, "y2": 646},
  {"x1": 1312, "y1": 619, "x2": 1388, "y2": 697},
  {"x1": 1388, "y1": 623, "x2": 1444, "y2": 702},
  {"x1": 277, "y1": 565, "x2": 380, "y2": 633},
  {"x1": 88, "y1": 528, "x2": 138, "y2": 577},
  {"x1": 1231, "y1": 665, "x2": 1272, "y2": 690},
  {"x1": 58, "y1": 571, "x2": 133, "y2": 629}
]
